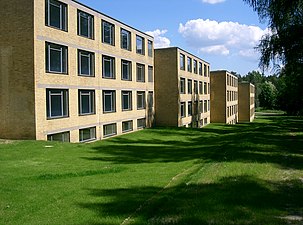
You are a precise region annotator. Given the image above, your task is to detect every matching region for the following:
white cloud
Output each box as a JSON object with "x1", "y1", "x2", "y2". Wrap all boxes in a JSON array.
[
  {"x1": 178, "y1": 19, "x2": 269, "y2": 59},
  {"x1": 146, "y1": 29, "x2": 171, "y2": 48},
  {"x1": 202, "y1": 0, "x2": 226, "y2": 4}
]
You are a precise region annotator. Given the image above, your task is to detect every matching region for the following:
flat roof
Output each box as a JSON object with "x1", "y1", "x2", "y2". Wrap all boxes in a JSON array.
[{"x1": 72, "y1": 0, "x2": 153, "y2": 39}]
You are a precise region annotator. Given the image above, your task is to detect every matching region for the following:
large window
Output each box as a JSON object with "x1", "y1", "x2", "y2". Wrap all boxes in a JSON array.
[
  {"x1": 193, "y1": 60, "x2": 198, "y2": 74},
  {"x1": 180, "y1": 102, "x2": 186, "y2": 118},
  {"x1": 180, "y1": 78, "x2": 185, "y2": 94},
  {"x1": 148, "y1": 40, "x2": 153, "y2": 57},
  {"x1": 148, "y1": 66, "x2": 153, "y2": 82},
  {"x1": 47, "y1": 131, "x2": 70, "y2": 142},
  {"x1": 103, "y1": 90, "x2": 116, "y2": 113},
  {"x1": 136, "y1": 63, "x2": 145, "y2": 82},
  {"x1": 79, "y1": 90, "x2": 95, "y2": 115},
  {"x1": 77, "y1": 10, "x2": 94, "y2": 39},
  {"x1": 122, "y1": 121, "x2": 133, "y2": 133},
  {"x1": 188, "y1": 79, "x2": 192, "y2": 94},
  {"x1": 188, "y1": 101, "x2": 192, "y2": 116},
  {"x1": 137, "y1": 91, "x2": 146, "y2": 109},
  {"x1": 78, "y1": 50, "x2": 94, "y2": 76},
  {"x1": 187, "y1": 57, "x2": 192, "y2": 72},
  {"x1": 102, "y1": 20, "x2": 115, "y2": 45},
  {"x1": 46, "y1": 89, "x2": 68, "y2": 119},
  {"x1": 180, "y1": 53, "x2": 185, "y2": 70},
  {"x1": 122, "y1": 91, "x2": 132, "y2": 111},
  {"x1": 46, "y1": 42, "x2": 68, "y2": 74},
  {"x1": 102, "y1": 55, "x2": 115, "y2": 79},
  {"x1": 45, "y1": 0, "x2": 67, "y2": 31},
  {"x1": 121, "y1": 60, "x2": 132, "y2": 81},
  {"x1": 79, "y1": 127, "x2": 96, "y2": 142},
  {"x1": 121, "y1": 28, "x2": 131, "y2": 50},
  {"x1": 103, "y1": 123, "x2": 117, "y2": 137},
  {"x1": 136, "y1": 35, "x2": 145, "y2": 55},
  {"x1": 137, "y1": 118, "x2": 146, "y2": 129}
]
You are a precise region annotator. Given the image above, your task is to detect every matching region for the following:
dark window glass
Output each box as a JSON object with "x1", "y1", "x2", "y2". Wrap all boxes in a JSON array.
[
  {"x1": 46, "y1": 42, "x2": 68, "y2": 74},
  {"x1": 79, "y1": 90, "x2": 95, "y2": 115},
  {"x1": 102, "y1": 21, "x2": 115, "y2": 45},
  {"x1": 102, "y1": 56, "x2": 115, "y2": 79},
  {"x1": 148, "y1": 40, "x2": 153, "y2": 57},
  {"x1": 78, "y1": 50, "x2": 94, "y2": 76},
  {"x1": 137, "y1": 91, "x2": 146, "y2": 109},
  {"x1": 103, "y1": 123, "x2": 117, "y2": 137},
  {"x1": 137, "y1": 118, "x2": 146, "y2": 128},
  {"x1": 79, "y1": 127, "x2": 96, "y2": 142},
  {"x1": 122, "y1": 91, "x2": 132, "y2": 111},
  {"x1": 103, "y1": 90, "x2": 116, "y2": 113},
  {"x1": 47, "y1": 132, "x2": 70, "y2": 142},
  {"x1": 121, "y1": 29, "x2": 131, "y2": 50},
  {"x1": 121, "y1": 60, "x2": 132, "y2": 80},
  {"x1": 46, "y1": 89, "x2": 68, "y2": 119},
  {"x1": 122, "y1": 121, "x2": 133, "y2": 133},
  {"x1": 45, "y1": 0, "x2": 67, "y2": 31},
  {"x1": 78, "y1": 10, "x2": 94, "y2": 39},
  {"x1": 148, "y1": 66, "x2": 153, "y2": 82},
  {"x1": 137, "y1": 64, "x2": 145, "y2": 82},
  {"x1": 136, "y1": 35, "x2": 144, "y2": 55}
]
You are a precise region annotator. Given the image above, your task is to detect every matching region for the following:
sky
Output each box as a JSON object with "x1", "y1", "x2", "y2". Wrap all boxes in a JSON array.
[{"x1": 77, "y1": 0, "x2": 270, "y2": 76}]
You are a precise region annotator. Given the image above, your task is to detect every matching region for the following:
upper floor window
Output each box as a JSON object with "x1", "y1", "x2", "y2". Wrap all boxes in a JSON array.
[
  {"x1": 45, "y1": 0, "x2": 67, "y2": 31},
  {"x1": 136, "y1": 63, "x2": 145, "y2": 82},
  {"x1": 204, "y1": 64, "x2": 207, "y2": 77},
  {"x1": 122, "y1": 91, "x2": 132, "y2": 111},
  {"x1": 102, "y1": 20, "x2": 115, "y2": 45},
  {"x1": 136, "y1": 35, "x2": 145, "y2": 55},
  {"x1": 103, "y1": 90, "x2": 116, "y2": 113},
  {"x1": 121, "y1": 28, "x2": 131, "y2": 50},
  {"x1": 194, "y1": 80, "x2": 198, "y2": 94},
  {"x1": 199, "y1": 81, "x2": 203, "y2": 94},
  {"x1": 199, "y1": 62, "x2": 203, "y2": 75},
  {"x1": 137, "y1": 91, "x2": 146, "y2": 109},
  {"x1": 102, "y1": 55, "x2": 115, "y2": 79},
  {"x1": 78, "y1": 90, "x2": 95, "y2": 115},
  {"x1": 180, "y1": 53, "x2": 185, "y2": 70},
  {"x1": 77, "y1": 10, "x2": 94, "y2": 39},
  {"x1": 180, "y1": 78, "x2": 185, "y2": 94},
  {"x1": 148, "y1": 66, "x2": 153, "y2": 82},
  {"x1": 188, "y1": 79, "x2": 192, "y2": 94},
  {"x1": 180, "y1": 102, "x2": 186, "y2": 118},
  {"x1": 46, "y1": 42, "x2": 68, "y2": 74},
  {"x1": 187, "y1": 57, "x2": 192, "y2": 72},
  {"x1": 148, "y1": 40, "x2": 153, "y2": 57},
  {"x1": 121, "y1": 60, "x2": 132, "y2": 81},
  {"x1": 78, "y1": 50, "x2": 94, "y2": 76},
  {"x1": 46, "y1": 89, "x2": 69, "y2": 119},
  {"x1": 193, "y1": 60, "x2": 198, "y2": 74}
]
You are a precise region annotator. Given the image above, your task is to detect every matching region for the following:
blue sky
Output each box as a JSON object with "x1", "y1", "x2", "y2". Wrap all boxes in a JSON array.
[{"x1": 77, "y1": 0, "x2": 269, "y2": 76}]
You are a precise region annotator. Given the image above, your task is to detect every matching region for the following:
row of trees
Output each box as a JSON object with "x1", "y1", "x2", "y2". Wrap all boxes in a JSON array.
[{"x1": 242, "y1": 0, "x2": 303, "y2": 115}]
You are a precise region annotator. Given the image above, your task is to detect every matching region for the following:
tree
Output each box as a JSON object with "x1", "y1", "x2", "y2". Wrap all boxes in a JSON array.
[{"x1": 259, "y1": 81, "x2": 277, "y2": 109}]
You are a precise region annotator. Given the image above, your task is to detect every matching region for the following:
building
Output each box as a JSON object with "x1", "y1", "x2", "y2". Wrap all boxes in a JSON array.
[
  {"x1": 154, "y1": 47, "x2": 211, "y2": 128},
  {"x1": 0, "y1": 0, "x2": 154, "y2": 142},
  {"x1": 238, "y1": 82, "x2": 255, "y2": 122},
  {"x1": 210, "y1": 70, "x2": 238, "y2": 124}
]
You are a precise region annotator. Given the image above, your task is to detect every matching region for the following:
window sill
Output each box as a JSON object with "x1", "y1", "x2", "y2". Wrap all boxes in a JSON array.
[
  {"x1": 45, "y1": 25, "x2": 68, "y2": 32},
  {"x1": 46, "y1": 71, "x2": 68, "y2": 75},
  {"x1": 47, "y1": 116, "x2": 69, "y2": 120},
  {"x1": 78, "y1": 74, "x2": 95, "y2": 77}
]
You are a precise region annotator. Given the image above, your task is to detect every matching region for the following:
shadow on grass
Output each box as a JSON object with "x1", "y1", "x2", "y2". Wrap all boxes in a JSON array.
[
  {"x1": 84, "y1": 115, "x2": 303, "y2": 170},
  {"x1": 79, "y1": 176, "x2": 303, "y2": 225}
]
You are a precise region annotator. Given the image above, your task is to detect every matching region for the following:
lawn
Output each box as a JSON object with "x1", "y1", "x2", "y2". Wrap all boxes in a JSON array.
[{"x1": 0, "y1": 115, "x2": 302, "y2": 225}]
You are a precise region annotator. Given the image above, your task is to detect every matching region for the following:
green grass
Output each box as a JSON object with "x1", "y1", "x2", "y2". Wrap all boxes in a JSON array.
[{"x1": 0, "y1": 115, "x2": 302, "y2": 225}]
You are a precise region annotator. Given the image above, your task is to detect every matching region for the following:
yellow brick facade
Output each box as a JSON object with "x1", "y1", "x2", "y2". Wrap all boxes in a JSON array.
[
  {"x1": 238, "y1": 82, "x2": 255, "y2": 122},
  {"x1": 155, "y1": 48, "x2": 210, "y2": 128},
  {"x1": 0, "y1": 0, "x2": 154, "y2": 142},
  {"x1": 210, "y1": 70, "x2": 238, "y2": 124}
]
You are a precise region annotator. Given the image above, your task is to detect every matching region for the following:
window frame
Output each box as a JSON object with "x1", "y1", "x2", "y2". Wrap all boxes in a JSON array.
[
  {"x1": 45, "y1": 0, "x2": 67, "y2": 31},
  {"x1": 148, "y1": 40, "x2": 153, "y2": 57},
  {"x1": 103, "y1": 90, "x2": 116, "y2": 113},
  {"x1": 120, "y1": 28, "x2": 131, "y2": 50},
  {"x1": 102, "y1": 55, "x2": 115, "y2": 79},
  {"x1": 187, "y1": 57, "x2": 192, "y2": 72},
  {"x1": 188, "y1": 101, "x2": 192, "y2": 116},
  {"x1": 46, "y1": 42, "x2": 68, "y2": 74},
  {"x1": 78, "y1": 49, "x2": 95, "y2": 76},
  {"x1": 121, "y1": 91, "x2": 132, "y2": 111},
  {"x1": 47, "y1": 131, "x2": 70, "y2": 142},
  {"x1": 77, "y1": 10, "x2": 94, "y2": 39},
  {"x1": 137, "y1": 91, "x2": 146, "y2": 110},
  {"x1": 121, "y1": 59, "x2": 132, "y2": 81},
  {"x1": 180, "y1": 78, "x2": 185, "y2": 94},
  {"x1": 136, "y1": 63, "x2": 145, "y2": 82},
  {"x1": 79, "y1": 127, "x2": 96, "y2": 142},
  {"x1": 180, "y1": 102, "x2": 186, "y2": 118},
  {"x1": 199, "y1": 62, "x2": 203, "y2": 75},
  {"x1": 180, "y1": 53, "x2": 185, "y2": 70},
  {"x1": 136, "y1": 35, "x2": 145, "y2": 55},
  {"x1": 78, "y1": 89, "x2": 95, "y2": 115},
  {"x1": 137, "y1": 118, "x2": 146, "y2": 129},
  {"x1": 148, "y1": 66, "x2": 153, "y2": 82},
  {"x1": 102, "y1": 20, "x2": 115, "y2": 45},
  {"x1": 188, "y1": 79, "x2": 192, "y2": 94},
  {"x1": 193, "y1": 60, "x2": 198, "y2": 74},
  {"x1": 122, "y1": 120, "x2": 133, "y2": 133},
  {"x1": 103, "y1": 123, "x2": 117, "y2": 137},
  {"x1": 46, "y1": 89, "x2": 69, "y2": 119}
]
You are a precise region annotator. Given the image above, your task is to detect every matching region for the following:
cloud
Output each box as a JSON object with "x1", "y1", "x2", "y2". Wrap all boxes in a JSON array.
[
  {"x1": 202, "y1": 0, "x2": 226, "y2": 4},
  {"x1": 178, "y1": 19, "x2": 269, "y2": 58},
  {"x1": 146, "y1": 29, "x2": 171, "y2": 48}
]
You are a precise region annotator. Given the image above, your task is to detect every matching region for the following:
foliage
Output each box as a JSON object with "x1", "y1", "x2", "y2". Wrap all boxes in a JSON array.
[
  {"x1": 259, "y1": 81, "x2": 278, "y2": 109},
  {"x1": 1, "y1": 115, "x2": 303, "y2": 225}
]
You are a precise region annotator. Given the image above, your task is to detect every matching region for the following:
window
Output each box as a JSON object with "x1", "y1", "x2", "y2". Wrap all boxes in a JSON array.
[
  {"x1": 194, "y1": 80, "x2": 198, "y2": 94},
  {"x1": 102, "y1": 55, "x2": 115, "y2": 79},
  {"x1": 137, "y1": 118, "x2": 146, "y2": 129},
  {"x1": 188, "y1": 102, "x2": 192, "y2": 116},
  {"x1": 180, "y1": 78, "x2": 185, "y2": 94},
  {"x1": 103, "y1": 90, "x2": 116, "y2": 113},
  {"x1": 121, "y1": 28, "x2": 131, "y2": 50},
  {"x1": 208, "y1": 100, "x2": 210, "y2": 112},
  {"x1": 47, "y1": 131, "x2": 70, "y2": 142},
  {"x1": 46, "y1": 89, "x2": 68, "y2": 119},
  {"x1": 180, "y1": 102, "x2": 186, "y2": 118},
  {"x1": 45, "y1": 0, "x2": 67, "y2": 31},
  {"x1": 122, "y1": 91, "x2": 132, "y2": 111},
  {"x1": 199, "y1": 100, "x2": 203, "y2": 113},
  {"x1": 199, "y1": 62, "x2": 203, "y2": 75},
  {"x1": 148, "y1": 40, "x2": 153, "y2": 57},
  {"x1": 193, "y1": 60, "x2": 197, "y2": 74},
  {"x1": 148, "y1": 66, "x2": 153, "y2": 82},
  {"x1": 136, "y1": 63, "x2": 145, "y2": 82},
  {"x1": 77, "y1": 10, "x2": 94, "y2": 39},
  {"x1": 137, "y1": 91, "x2": 146, "y2": 109},
  {"x1": 188, "y1": 79, "x2": 192, "y2": 94},
  {"x1": 204, "y1": 82, "x2": 207, "y2": 94},
  {"x1": 180, "y1": 53, "x2": 185, "y2": 70},
  {"x1": 136, "y1": 35, "x2": 145, "y2": 55},
  {"x1": 79, "y1": 127, "x2": 96, "y2": 142},
  {"x1": 208, "y1": 83, "x2": 210, "y2": 94},
  {"x1": 121, "y1": 60, "x2": 132, "y2": 81},
  {"x1": 204, "y1": 64, "x2": 207, "y2": 77},
  {"x1": 79, "y1": 90, "x2": 95, "y2": 115},
  {"x1": 46, "y1": 42, "x2": 68, "y2": 74},
  {"x1": 187, "y1": 57, "x2": 192, "y2": 72},
  {"x1": 103, "y1": 123, "x2": 117, "y2": 137},
  {"x1": 204, "y1": 100, "x2": 208, "y2": 112},
  {"x1": 122, "y1": 121, "x2": 133, "y2": 133},
  {"x1": 199, "y1": 81, "x2": 203, "y2": 94},
  {"x1": 78, "y1": 50, "x2": 94, "y2": 76},
  {"x1": 102, "y1": 20, "x2": 115, "y2": 45},
  {"x1": 147, "y1": 91, "x2": 154, "y2": 109}
]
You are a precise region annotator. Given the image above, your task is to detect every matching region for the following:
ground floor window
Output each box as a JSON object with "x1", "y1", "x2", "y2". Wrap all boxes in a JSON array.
[
  {"x1": 79, "y1": 127, "x2": 96, "y2": 142},
  {"x1": 103, "y1": 123, "x2": 117, "y2": 137},
  {"x1": 137, "y1": 118, "x2": 146, "y2": 129},
  {"x1": 122, "y1": 120, "x2": 133, "y2": 133},
  {"x1": 47, "y1": 131, "x2": 70, "y2": 142}
]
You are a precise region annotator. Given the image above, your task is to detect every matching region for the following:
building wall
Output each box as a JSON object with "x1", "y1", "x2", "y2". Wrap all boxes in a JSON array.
[
  {"x1": 0, "y1": 0, "x2": 36, "y2": 139},
  {"x1": 238, "y1": 82, "x2": 255, "y2": 122},
  {"x1": 155, "y1": 47, "x2": 210, "y2": 128},
  {"x1": 210, "y1": 70, "x2": 238, "y2": 124},
  {"x1": 33, "y1": 0, "x2": 154, "y2": 142}
]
